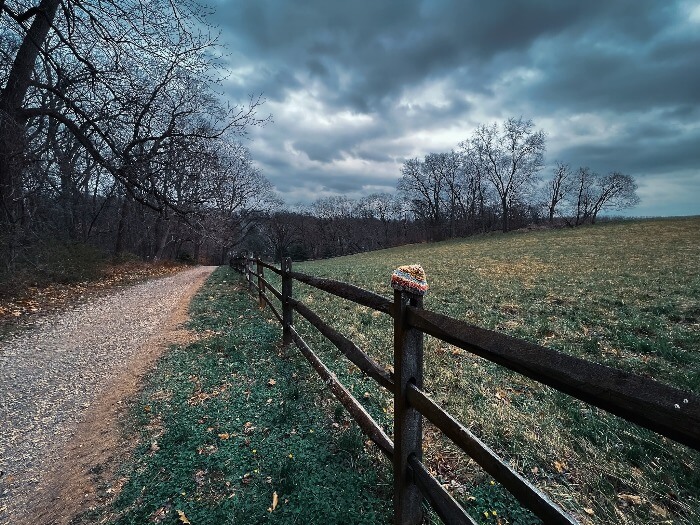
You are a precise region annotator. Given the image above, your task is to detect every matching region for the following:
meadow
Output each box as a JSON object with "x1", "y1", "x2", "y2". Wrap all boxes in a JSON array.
[{"x1": 286, "y1": 217, "x2": 699, "y2": 524}]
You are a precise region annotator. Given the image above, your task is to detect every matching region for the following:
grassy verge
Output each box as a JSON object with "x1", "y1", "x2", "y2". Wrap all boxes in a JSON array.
[
  {"x1": 103, "y1": 266, "x2": 392, "y2": 524},
  {"x1": 281, "y1": 217, "x2": 700, "y2": 524}
]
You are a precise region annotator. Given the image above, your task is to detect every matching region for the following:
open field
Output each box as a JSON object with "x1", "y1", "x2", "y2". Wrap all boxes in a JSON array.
[{"x1": 287, "y1": 217, "x2": 700, "y2": 524}]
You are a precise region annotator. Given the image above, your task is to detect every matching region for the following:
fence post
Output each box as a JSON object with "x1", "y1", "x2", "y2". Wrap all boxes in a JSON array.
[
  {"x1": 281, "y1": 257, "x2": 293, "y2": 346},
  {"x1": 248, "y1": 253, "x2": 255, "y2": 292},
  {"x1": 257, "y1": 257, "x2": 265, "y2": 308},
  {"x1": 391, "y1": 265, "x2": 428, "y2": 525}
]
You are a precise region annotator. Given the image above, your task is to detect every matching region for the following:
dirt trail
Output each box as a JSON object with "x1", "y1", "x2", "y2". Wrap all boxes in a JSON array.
[{"x1": 0, "y1": 265, "x2": 216, "y2": 524}]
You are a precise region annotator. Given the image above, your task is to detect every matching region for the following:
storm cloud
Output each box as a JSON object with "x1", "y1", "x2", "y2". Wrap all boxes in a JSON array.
[{"x1": 212, "y1": 0, "x2": 700, "y2": 216}]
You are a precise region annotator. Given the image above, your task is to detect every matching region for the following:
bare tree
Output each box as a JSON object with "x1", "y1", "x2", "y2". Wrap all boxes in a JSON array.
[
  {"x1": 0, "y1": 0, "x2": 267, "y2": 224},
  {"x1": 568, "y1": 166, "x2": 595, "y2": 226},
  {"x1": 262, "y1": 210, "x2": 303, "y2": 262},
  {"x1": 397, "y1": 154, "x2": 447, "y2": 240},
  {"x1": 589, "y1": 171, "x2": 639, "y2": 223},
  {"x1": 358, "y1": 192, "x2": 402, "y2": 246},
  {"x1": 543, "y1": 162, "x2": 571, "y2": 223},
  {"x1": 429, "y1": 151, "x2": 463, "y2": 238},
  {"x1": 310, "y1": 196, "x2": 361, "y2": 257},
  {"x1": 564, "y1": 167, "x2": 639, "y2": 225},
  {"x1": 459, "y1": 141, "x2": 493, "y2": 233},
  {"x1": 469, "y1": 117, "x2": 545, "y2": 232},
  {"x1": 198, "y1": 140, "x2": 278, "y2": 263}
]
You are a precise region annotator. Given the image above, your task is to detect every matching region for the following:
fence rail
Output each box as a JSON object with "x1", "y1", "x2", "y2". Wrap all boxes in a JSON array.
[{"x1": 233, "y1": 255, "x2": 700, "y2": 525}]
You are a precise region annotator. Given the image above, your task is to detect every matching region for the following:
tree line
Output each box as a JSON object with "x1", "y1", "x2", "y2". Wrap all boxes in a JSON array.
[
  {"x1": 398, "y1": 117, "x2": 639, "y2": 239},
  {"x1": 244, "y1": 117, "x2": 639, "y2": 262},
  {"x1": 1, "y1": 0, "x2": 277, "y2": 287}
]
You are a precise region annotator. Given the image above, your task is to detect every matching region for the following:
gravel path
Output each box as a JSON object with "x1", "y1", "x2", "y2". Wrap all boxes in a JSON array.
[{"x1": 0, "y1": 266, "x2": 216, "y2": 523}]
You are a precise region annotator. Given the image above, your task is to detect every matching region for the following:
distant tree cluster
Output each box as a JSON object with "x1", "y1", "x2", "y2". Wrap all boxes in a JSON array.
[
  {"x1": 250, "y1": 194, "x2": 416, "y2": 262},
  {"x1": 542, "y1": 163, "x2": 640, "y2": 226},
  {"x1": 0, "y1": 0, "x2": 275, "y2": 284},
  {"x1": 398, "y1": 117, "x2": 639, "y2": 239},
  {"x1": 245, "y1": 117, "x2": 640, "y2": 262}
]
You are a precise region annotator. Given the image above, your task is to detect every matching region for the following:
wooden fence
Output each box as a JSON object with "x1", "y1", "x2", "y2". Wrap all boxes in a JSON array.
[{"x1": 234, "y1": 255, "x2": 700, "y2": 525}]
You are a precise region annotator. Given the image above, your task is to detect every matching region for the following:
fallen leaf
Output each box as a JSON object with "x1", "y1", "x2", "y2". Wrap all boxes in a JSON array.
[
  {"x1": 553, "y1": 460, "x2": 567, "y2": 473},
  {"x1": 584, "y1": 507, "x2": 595, "y2": 515},
  {"x1": 267, "y1": 491, "x2": 279, "y2": 512},
  {"x1": 618, "y1": 493, "x2": 642, "y2": 505},
  {"x1": 218, "y1": 433, "x2": 230, "y2": 440},
  {"x1": 267, "y1": 378, "x2": 277, "y2": 386},
  {"x1": 176, "y1": 510, "x2": 191, "y2": 524},
  {"x1": 651, "y1": 504, "x2": 668, "y2": 518}
]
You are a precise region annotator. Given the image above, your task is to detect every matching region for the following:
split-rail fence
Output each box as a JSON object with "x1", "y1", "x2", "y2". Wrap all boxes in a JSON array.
[{"x1": 232, "y1": 254, "x2": 700, "y2": 525}]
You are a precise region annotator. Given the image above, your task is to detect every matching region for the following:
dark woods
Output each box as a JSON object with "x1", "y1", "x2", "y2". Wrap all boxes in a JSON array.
[{"x1": 0, "y1": 0, "x2": 274, "y2": 288}]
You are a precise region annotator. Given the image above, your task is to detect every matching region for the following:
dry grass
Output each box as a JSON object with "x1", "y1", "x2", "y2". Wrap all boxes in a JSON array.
[{"x1": 285, "y1": 217, "x2": 700, "y2": 525}]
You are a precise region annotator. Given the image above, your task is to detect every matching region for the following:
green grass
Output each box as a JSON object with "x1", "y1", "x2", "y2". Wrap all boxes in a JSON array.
[
  {"x1": 101, "y1": 267, "x2": 392, "y2": 524},
  {"x1": 276, "y1": 217, "x2": 700, "y2": 525}
]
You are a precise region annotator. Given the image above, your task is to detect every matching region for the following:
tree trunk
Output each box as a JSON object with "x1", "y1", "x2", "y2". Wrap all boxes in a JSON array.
[
  {"x1": 501, "y1": 196, "x2": 509, "y2": 232},
  {"x1": 193, "y1": 240, "x2": 201, "y2": 263},
  {"x1": 0, "y1": 0, "x2": 61, "y2": 224},
  {"x1": 154, "y1": 215, "x2": 172, "y2": 260},
  {"x1": 114, "y1": 196, "x2": 130, "y2": 256},
  {"x1": 1, "y1": 0, "x2": 61, "y2": 111}
]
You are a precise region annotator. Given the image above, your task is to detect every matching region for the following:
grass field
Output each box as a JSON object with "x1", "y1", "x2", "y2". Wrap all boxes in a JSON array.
[{"x1": 284, "y1": 217, "x2": 700, "y2": 524}]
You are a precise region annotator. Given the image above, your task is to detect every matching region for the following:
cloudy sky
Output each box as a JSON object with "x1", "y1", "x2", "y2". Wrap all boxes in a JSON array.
[{"x1": 209, "y1": 0, "x2": 700, "y2": 217}]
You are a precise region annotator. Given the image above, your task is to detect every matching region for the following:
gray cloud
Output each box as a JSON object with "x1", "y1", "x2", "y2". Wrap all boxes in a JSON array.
[{"x1": 213, "y1": 0, "x2": 700, "y2": 216}]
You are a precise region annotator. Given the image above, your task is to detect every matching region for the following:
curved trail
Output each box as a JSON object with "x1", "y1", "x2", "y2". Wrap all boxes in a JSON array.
[{"x1": 0, "y1": 266, "x2": 216, "y2": 524}]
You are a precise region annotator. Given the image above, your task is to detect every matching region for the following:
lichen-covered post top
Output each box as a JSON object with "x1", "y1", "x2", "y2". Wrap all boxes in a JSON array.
[{"x1": 391, "y1": 264, "x2": 428, "y2": 296}]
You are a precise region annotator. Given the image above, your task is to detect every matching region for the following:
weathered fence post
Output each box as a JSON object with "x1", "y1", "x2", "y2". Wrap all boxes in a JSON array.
[
  {"x1": 391, "y1": 265, "x2": 428, "y2": 525},
  {"x1": 243, "y1": 252, "x2": 250, "y2": 283},
  {"x1": 281, "y1": 257, "x2": 293, "y2": 346},
  {"x1": 248, "y1": 253, "x2": 256, "y2": 292},
  {"x1": 256, "y1": 257, "x2": 265, "y2": 308}
]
